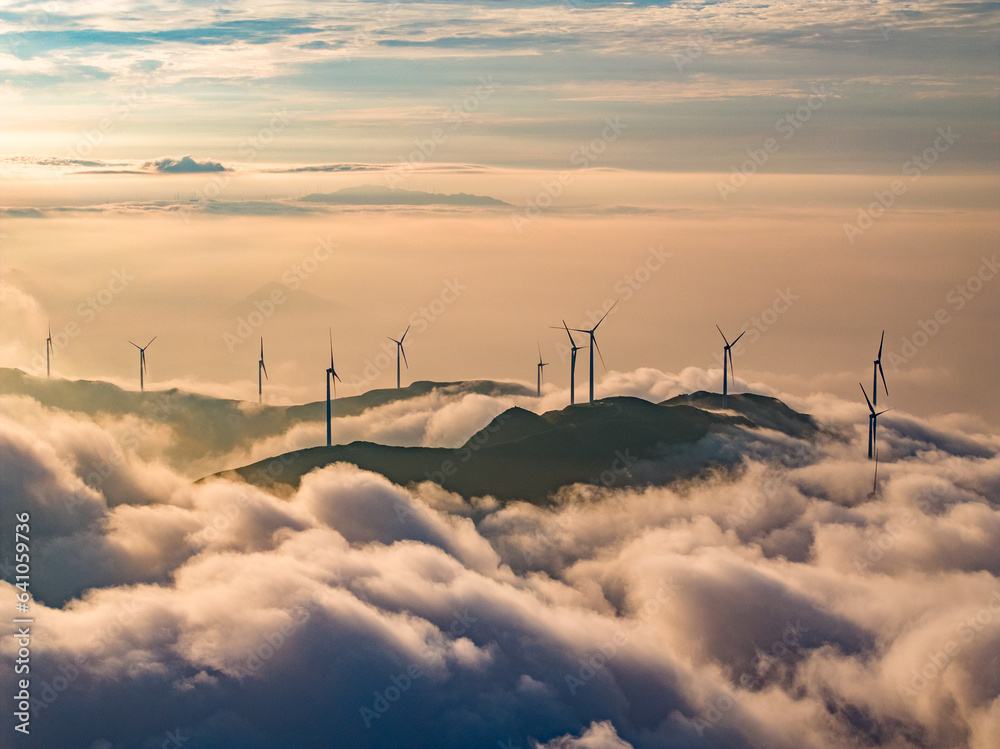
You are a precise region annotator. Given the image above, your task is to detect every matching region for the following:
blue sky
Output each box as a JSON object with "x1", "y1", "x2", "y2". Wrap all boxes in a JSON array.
[{"x1": 2, "y1": 0, "x2": 997, "y2": 171}]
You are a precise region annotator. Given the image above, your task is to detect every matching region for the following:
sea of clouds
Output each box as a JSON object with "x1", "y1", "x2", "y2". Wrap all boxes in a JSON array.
[{"x1": 1, "y1": 372, "x2": 998, "y2": 749}]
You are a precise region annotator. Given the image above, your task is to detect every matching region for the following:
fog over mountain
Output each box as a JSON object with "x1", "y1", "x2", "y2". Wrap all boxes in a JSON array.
[{"x1": 1, "y1": 369, "x2": 998, "y2": 749}]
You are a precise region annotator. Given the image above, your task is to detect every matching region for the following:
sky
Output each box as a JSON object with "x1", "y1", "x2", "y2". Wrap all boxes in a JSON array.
[{"x1": 1, "y1": 0, "x2": 998, "y2": 421}]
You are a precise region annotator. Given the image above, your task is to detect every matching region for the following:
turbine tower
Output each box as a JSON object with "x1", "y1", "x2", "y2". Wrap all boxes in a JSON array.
[
  {"x1": 552, "y1": 320, "x2": 583, "y2": 405},
  {"x1": 571, "y1": 300, "x2": 618, "y2": 404},
  {"x1": 536, "y1": 343, "x2": 549, "y2": 397},
  {"x1": 388, "y1": 325, "x2": 410, "y2": 389},
  {"x1": 869, "y1": 449, "x2": 881, "y2": 498},
  {"x1": 258, "y1": 337, "x2": 268, "y2": 403},
  {"x1": 46, "y1": 324, "x2": 53, "y2": 378},
  {"x1": 326, "y1": 328, "x2": 341, "y2": 447},
  {"x1": 860, "y1": 382, "x2": 890, "y2": 460},
  {"x1": 716, "y1": 325, "x2": 746, "y2": 408},
  {"x1": 129, "y1": 337, "x2": 156, "y2": 392}
]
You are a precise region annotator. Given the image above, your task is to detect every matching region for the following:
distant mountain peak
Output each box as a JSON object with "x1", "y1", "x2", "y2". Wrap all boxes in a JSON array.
[{"x1": 300, "y1": 184, "x2": 510, "y2": 206}]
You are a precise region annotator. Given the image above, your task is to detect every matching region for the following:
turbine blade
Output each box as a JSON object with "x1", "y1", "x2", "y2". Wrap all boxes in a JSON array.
[
  {"x1": 129, "y1": 341, "x2": 140, "y2": 349},
  {"x1": 401, "y1": 345, "x2": 408, "y2": 368},
  {"x1": 561, "y1": 320, "x2": 576, "y2": 346},
  {"x1": 593, "y1": 300, "x2": 618, "y2": 331},
  {"x1": 401, "y1": 325, "x2": 410, "y2": 343},
  {"x1": 878, "y1": 361, "x2": 889, "y2": 396},
  {"x1": 262, "y1": 361, "x2": 268, "y2": 380},
  {"x1": 728, "y1": 348, "x2": 736, "y2": 386},
  {"x1": 877, "y1": 330, "x2": 885, "y2": 360},
  {"x1": 329, "y1": 328, "x2": 335, "y2": 367},
  {"x1": 732, "y1": 330, "x2": 746, "y2": 346},
  {"x1": 593, "y1": 336, "x2": 607, "y2": 371},
  {"x1": 859, "y1": 382, "x2": 874, "y2": 413},
  {"x1": 716, "y1": 324, "x2": 730, "y2": 347},
  {"x1": 538, "y1": 342, "x2": 542, "y2": 364}
]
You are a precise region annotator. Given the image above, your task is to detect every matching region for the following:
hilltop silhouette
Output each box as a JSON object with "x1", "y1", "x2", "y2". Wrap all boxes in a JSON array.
[{"x1": 219, "y1": 392, "x2": 820, "y2": 503}]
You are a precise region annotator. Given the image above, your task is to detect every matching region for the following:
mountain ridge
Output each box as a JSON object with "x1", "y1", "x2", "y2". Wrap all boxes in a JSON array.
[{"x1": 217, "y1": 393, "x2": 819, "y2": 504}]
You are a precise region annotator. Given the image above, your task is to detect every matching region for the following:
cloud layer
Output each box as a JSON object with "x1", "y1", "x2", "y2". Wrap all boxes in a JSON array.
[{"x1": 1, "y1": 380, "x2": 998, "y2": 748}]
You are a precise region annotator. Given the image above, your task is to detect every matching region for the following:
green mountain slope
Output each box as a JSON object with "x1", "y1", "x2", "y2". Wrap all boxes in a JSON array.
[{"x1": 218, "y1": 394, "x2": 818, "y2": 504}]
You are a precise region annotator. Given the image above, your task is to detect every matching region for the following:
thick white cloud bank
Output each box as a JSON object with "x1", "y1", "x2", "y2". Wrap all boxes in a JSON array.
[{"x1": 1, "y1": 378, "x2": 999, "y2": 749}]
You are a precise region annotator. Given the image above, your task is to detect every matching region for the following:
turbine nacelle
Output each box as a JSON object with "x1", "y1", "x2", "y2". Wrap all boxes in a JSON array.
[{"x1": 129, "y1": 336, "x2": 156, "y2": 391}]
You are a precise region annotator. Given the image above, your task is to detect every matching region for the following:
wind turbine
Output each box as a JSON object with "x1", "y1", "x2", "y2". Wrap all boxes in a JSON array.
[
  {"x1": 46, "y1": 324, "x2": 53, "y2": 378},
  {"x1": 571, "y1": 300, "x2": 618, "y2": 404},
  {"x1": 872, "y1": 330, "x2": 889, "y2": 410},
  {"x1": 129, "y1": 337, "x2": 156, "y2": 392},
  {"x1": 869, "y1": 449, "x2": 881, "y2": 499},
  {"x1": 388, "y1": 325, "x2": 409, "y2": 389},
  {"x1": 536, "y1": 343, "x2": 549, "y2": 397},
  {"x1": 258, "y1": 338, "x2": 268, "y2": 403},
  {"x1": 716, "y1": 325, "x2": 746, "y2": 408},
  {"x1": 326, "y1": 328, "x2": 341, "y2": 447},
  {"x1": 860, "y1": 382, "x2": 890, "y2": 460},
  {"x1": 552, "y1": 320, "x2": 583, "y2": 405}
]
